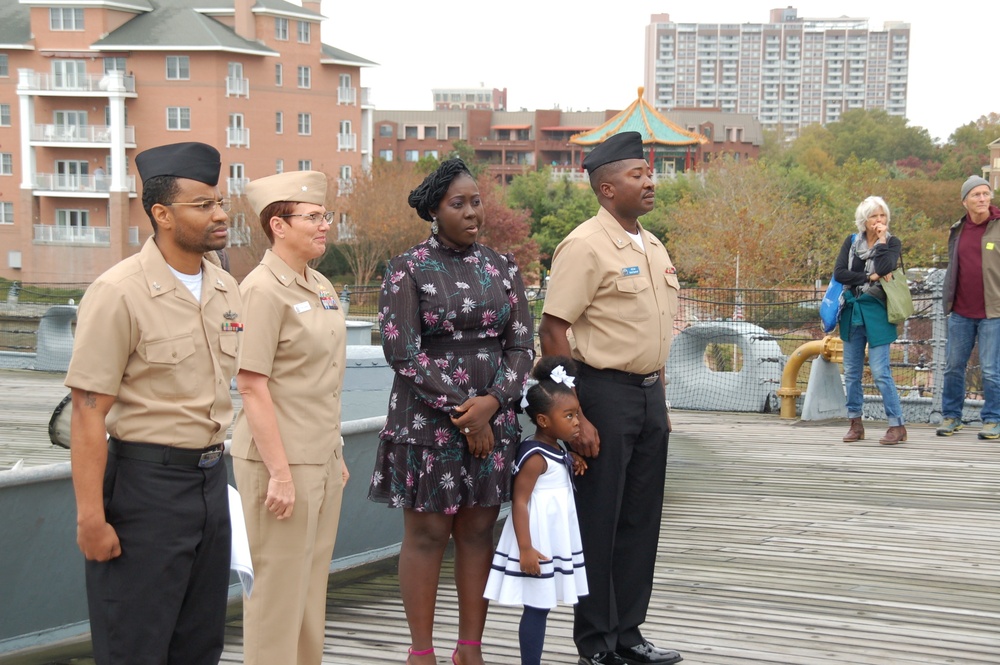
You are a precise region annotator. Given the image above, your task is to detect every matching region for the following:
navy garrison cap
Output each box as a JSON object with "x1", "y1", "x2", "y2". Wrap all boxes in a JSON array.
[
  {"x1": 583, "y1": 131, "x2": 645, "y2": 173},
  {"x1": 135, "y1": 142, "x2": 221, "y2": 186}
]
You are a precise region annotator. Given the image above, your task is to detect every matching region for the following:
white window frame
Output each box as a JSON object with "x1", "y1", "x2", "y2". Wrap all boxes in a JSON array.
[
  {"x1": 166, "y1": 107, "x2": 191, "y2": 131},
  {"x1": 52, "y1": 60, "x2": 86, "y2": 89},
  {"x1": 379, "y1": 149, "x2": 394, "y2": 162},
  {"x1": 0, "y1": 104, "x2": 10, "y2": 127},
  {"x1": 297, "y1": 21, "x2": 311, "y2": 43},
  {"x1": 0, "y1": 55, "x2": 7, "y2": 78},
  {"x1": 275, "y1": 111, "x2": 283, "y2": 134},
  {"x1": 297, "y1": 66, "x2": 311, "y2": 89},
  {"x1": 275, "y1": 17, "x2": 288, "y2": 40},
  {"x1": 103, "y1": 57, "x2": 126, "y2": 74},
  {"x1": 166, "y1": 56, "x2": 190, "y2": 80},
  {"x1": 404, "y1": 150, "x2": 419, "y2": 162},
  {"x1": 50, "y1": 7, "x2": 83, "y2": 31},
  {"x1": 0, "y1": 202, "x2": 12, "y2": 224},
  {"x1": 275, "y1": 159, "x2": 284, "y2": 174},
  {"x1": 297, "y1": 113, "x2": 311, "y2": 136},
  {"x1": 275, "y1": 63, "x2": 282, "y2": 87},
  {"x1": 297, "y1": 159, "x2": 311, "y2": 171},
  {"x1": 56, "y1": 209, "x2": 89, "y2": 228},
  {"x1": 0, "y1": 153, "x2": 12, "y2": 175}
]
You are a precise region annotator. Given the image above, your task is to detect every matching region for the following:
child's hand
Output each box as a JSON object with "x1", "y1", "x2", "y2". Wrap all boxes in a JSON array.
[
  {"x1": 569, "y1": 451, "x2": 588, "y2": 475},
  {"x1": 519, "y1": 546, "x2": 549, "y2": 576}
]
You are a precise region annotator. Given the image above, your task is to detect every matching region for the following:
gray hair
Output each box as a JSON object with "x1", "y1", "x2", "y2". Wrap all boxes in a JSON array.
[{"x1": 854, "y1": 196, "x2": 890, "y2": 234}]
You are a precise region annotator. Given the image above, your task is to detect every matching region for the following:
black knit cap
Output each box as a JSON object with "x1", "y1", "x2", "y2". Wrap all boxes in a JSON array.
[
  {"x1": 135, "y1": 142, "x2": 221, "y2": 186},
  {"x1": 582, "y1": 131, "x2": 645, "y2": 173}
]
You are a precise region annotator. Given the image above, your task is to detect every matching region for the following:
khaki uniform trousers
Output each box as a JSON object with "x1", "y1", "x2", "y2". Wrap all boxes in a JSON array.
[{"x1": 234, "y1": 449, "x2": 344, "y2": 665}]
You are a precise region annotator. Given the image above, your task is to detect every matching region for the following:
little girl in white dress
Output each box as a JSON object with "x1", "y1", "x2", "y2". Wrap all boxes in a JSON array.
[{"x1": 484, "y1": 356, "x2": 589, "y2": 665}]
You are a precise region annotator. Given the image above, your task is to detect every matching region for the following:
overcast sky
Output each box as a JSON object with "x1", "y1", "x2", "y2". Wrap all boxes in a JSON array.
[{"x1": 321, "y1": 1, "x2": 1000, "y2": 143}]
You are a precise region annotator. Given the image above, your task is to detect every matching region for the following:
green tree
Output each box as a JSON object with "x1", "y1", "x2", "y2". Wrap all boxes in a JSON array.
[
  {"x1": 506, "y1": 169, "x2": 596, "y2": 265},
  {"x1": 937, "y1": 112, "x2": 1000, "y2": 180},
  {"x1": 825, "y1": 109, "x2": 935, "y2": 165}
]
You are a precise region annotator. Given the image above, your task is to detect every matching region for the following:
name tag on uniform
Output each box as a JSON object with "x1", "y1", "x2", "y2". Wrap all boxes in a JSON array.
[
  {"x1": 319, "y1": 294, "x2": 339, "y2": 310},
  {"x1": 294, "y1": 301, "x2": 312, "y2": 314},
  {"x1": 622, "y1": 266, "x2": 641, "y2": 276}
]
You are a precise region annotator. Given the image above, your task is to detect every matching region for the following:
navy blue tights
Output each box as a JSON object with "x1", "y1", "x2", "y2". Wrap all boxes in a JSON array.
[{"x1": 519, "y1": 605, "x2": 550, "y2": 665}]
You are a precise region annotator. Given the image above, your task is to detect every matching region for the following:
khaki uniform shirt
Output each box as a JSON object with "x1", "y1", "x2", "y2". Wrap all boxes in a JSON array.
[
  {"x1": 231, "y1": 250, "x2": 346, "y2": 465},
  {"x1": 65, "y1": 237, "x2": 242, "y2": 448},
  {"x1": 543, "y1": 207, "x2": 679, "y2": 375}
]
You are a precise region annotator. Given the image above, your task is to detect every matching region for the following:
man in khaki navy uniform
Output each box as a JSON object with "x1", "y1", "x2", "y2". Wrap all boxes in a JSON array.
[
  {"x1": 539, "y1": 132, "x2": 682, "y2": 665},
  {"x1": 231, "y1": 171, "x2": 348, "y2": 665},
  {"x1": 66, "y1": 142, "x2": 241, "y2": 665}
]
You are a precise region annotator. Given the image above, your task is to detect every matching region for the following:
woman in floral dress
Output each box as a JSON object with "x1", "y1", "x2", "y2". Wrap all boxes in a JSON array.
[{"x1": 369, "y1": 158, "x2": 534, "y2": 665}]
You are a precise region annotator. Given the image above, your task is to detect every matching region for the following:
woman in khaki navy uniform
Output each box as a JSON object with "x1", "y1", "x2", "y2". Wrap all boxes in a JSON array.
[
  {"x1": 66, "y1": 142, "x2": 241, "y2": 665},
  {"x1": 231, "y1": 171, "x2": 349, "y2": 665},
  {"x1": 539, "y1": 132, "x2": 683, "y2": 665}
]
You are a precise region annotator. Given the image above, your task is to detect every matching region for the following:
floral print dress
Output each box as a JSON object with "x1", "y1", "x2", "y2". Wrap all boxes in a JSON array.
[{"x1": 368, "y1": 236, "x2": 534, "y2": 512}]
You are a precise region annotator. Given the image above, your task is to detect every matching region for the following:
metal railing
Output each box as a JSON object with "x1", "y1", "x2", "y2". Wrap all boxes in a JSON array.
[
  {"x1": 18, "y1": 70, "x2": 136, "y2": 94},
  {"x1": 225, "y1": 76, "x2": 250, "y2": 98},
  {"x1": 338, "y1": 133, "x2": 356, "y2": 151},
  {"x1": 227, "y1": 177, "x2": 249, "y2": 196},
  {"x1": 31, "y1": 124, "x2": 136, "y2": 144},
  {"x1": 338, "y1": 86, "x2": 356, "y2": 105},
  {"x1": 32, "y1": 173, "x2": 136, "y2": 193},
  {"x1": 32, "y1": 225, "x2": 140, "y2": 246},
  {"x1": 226, "y1": 127, "x2": 250, "y2": 148}
]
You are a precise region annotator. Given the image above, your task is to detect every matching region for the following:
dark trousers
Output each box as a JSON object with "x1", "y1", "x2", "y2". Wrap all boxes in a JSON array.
[
  {"x1": 573, "y1": 370, "x2": 669, "y2": 657},
  {"x1": 86, "y1": 452, "x2": 231, "y2": 665}
]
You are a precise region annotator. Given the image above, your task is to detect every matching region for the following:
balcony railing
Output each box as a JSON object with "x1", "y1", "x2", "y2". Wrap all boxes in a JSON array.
[
  {"x1": 227, "y1": 225, "x2": 252, "y2": 247},
  {"x1": 338, "y1": 86, "x2": 356, "y2": 105},
  {"x1": 360, "y1": 87, "x2": 372, "y2": 106},
  {"x1": 337, "y1": 133, "x2": 357, "y2": 151},
  {"x1": 34, "y1": 224, "x2": 139, "y2": 245},
  {"x1": 226, "y1": 127, "x2": 250, "y2": 148},
  {"x1": 18, "y1": 70, "x2": 136, "y2": 94},
  {"x1": 227, "y1": 177, "x2": 250, "y2": 196},
  {"x1": 31, "y1": 124, "x2": 136, "y2": 144},
  {"x1": 225, "y1": 76, "x2": 250, "y2": 98},
  {"x1": 33, "y1": 173, "x2": 136, "y2": 193}
]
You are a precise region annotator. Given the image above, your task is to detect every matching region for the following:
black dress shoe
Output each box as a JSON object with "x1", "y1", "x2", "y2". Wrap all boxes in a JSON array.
[
  {"x1": 578, "y1": 651, "x2": 630, "y2": 665},
  {"x1": 616, "y1": 641, "x2": 683, "y2": 665}
]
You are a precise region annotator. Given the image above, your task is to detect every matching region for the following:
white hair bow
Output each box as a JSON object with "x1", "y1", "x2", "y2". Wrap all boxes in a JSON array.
[
  {"x1": 519, "y1": 379, "x2": 537, "y2": 410},
  {"x1": 550, "y1": 365, "x2": 576, "y2": 388}
]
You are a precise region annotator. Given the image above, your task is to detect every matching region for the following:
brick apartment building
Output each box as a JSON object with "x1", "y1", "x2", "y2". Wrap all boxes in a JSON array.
[
  {"x1": 373, "y1": 106, "x2": 763, "y2": 183},
  {"x1": 0, "y1": 0, "x2": 374, "y2": 284}
]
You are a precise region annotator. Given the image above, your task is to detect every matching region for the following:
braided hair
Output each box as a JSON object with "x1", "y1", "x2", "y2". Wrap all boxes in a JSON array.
[
  {"x1": 407, "y1": 158, "x2": 474, "y2": 222},
  {"x1": 522, "y1": 356, "x2": 579, "y2": 426}
]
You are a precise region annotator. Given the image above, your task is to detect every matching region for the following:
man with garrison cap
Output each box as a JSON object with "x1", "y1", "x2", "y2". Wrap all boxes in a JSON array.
[
  {"x1": 937, "y1": 175, "x2": 1000, "y2": 439},
  {"x1": 66, "y1": 141, "x2": 241, "y2": 665},
  {"x1": 539, "y1": 132, "x2": 683, "y2": 665}
]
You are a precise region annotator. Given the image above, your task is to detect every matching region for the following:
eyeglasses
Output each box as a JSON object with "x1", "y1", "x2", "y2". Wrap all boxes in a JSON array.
[
  {"x1": 279, "y1": 211, "x2": 335, "y2": 225},
  {"x1": 166, "y1": 199, "x2": 232, "y2": 213}
]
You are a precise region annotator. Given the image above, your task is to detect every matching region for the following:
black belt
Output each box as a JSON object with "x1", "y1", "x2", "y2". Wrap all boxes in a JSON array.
[
  {"x1": 578, "y1": 363, "x2": 661, "y2": 388},
  {"x1": 108, "y1": 437, "x2": 224, "y2": 469}
]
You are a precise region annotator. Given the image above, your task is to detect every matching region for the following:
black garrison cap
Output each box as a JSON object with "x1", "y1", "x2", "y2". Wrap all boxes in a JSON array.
[
  {"x1": 135, "y1": 142, "x2": 221, "y2": 186},
  {"x1": 582, "y1": 131, "x2": 646, "y2": 173}
]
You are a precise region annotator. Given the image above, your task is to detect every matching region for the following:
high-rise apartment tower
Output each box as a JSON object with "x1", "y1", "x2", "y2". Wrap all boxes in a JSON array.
[{"x1": 644, "y1": 7, "x2": 910, "y2": 136}]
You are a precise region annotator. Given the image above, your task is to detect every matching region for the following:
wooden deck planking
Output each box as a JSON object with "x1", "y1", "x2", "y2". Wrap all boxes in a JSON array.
[{"x1": 3, "y1": 370, "x2": 997, "y2": 665}]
